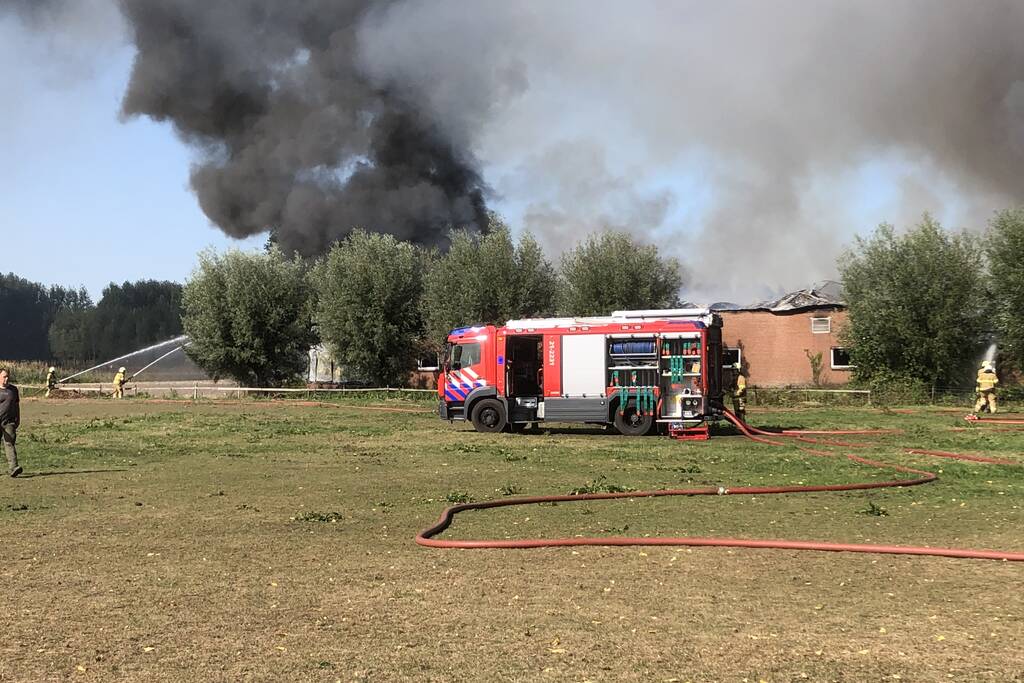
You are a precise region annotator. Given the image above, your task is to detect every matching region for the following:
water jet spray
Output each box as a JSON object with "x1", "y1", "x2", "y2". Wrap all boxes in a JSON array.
[{"x1": 58, "y1": 335, "x2": 190, "y2": 384}]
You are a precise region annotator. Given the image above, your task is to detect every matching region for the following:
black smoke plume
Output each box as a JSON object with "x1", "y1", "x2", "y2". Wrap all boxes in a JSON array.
[{"x1": 117, "y1": 0, "x2": 488, "y2": 255}]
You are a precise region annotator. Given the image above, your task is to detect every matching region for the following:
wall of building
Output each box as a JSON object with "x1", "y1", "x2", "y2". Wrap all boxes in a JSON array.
[
  {"x1": 408, "y1": 369, "x2": 437, "y2": 389},
  {"x1": 719, "y1": 307, "x2": 852, "y2": 387}
]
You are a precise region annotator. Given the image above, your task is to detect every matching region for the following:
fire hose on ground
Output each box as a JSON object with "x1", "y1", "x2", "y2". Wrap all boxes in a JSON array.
[
  {"x1": 965, "y1": 415, "x2": 1024, "y2": 425},
  {"x1": 417, "y1": 410, "x2": 1024, "y2": 561}
]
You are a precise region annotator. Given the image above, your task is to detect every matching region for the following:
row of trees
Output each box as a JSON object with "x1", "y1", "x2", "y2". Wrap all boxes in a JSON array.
[
  {"x1": 49, "y1": 281, "x2": 183, "y2": 363},
  {"x1": 0, "y1": 274, "x2": 91, "y2": 361},
  {"x1": 14, "y1": 209, "x2": 1022, "y2": 392},
  {"x1": 169, "y1": 208, "x2": 1024, "y2": 391},
  {"x1": 840, "y1": 209, "x2": 1024, "y2": 391},
  {"x1": 182, "y1": 225, "x2": 684, "y2": 386},
  {"x1": 0, "y1": 275, "x2": 183, "y2": 364}
]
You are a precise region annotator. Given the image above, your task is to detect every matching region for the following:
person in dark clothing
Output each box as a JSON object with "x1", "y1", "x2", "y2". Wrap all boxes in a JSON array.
[{"x1": 0, "y1": 367, "x2": 23, "y2": 477}]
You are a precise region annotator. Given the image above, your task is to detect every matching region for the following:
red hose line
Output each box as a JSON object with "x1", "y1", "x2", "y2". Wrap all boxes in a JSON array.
[
  {"x1": 904, "y1": 448, "x2": 1016, "y2": 465},
  {"x1": 780, "y1": 429, "x2": 901, "y2": 435},
  {"x1": 965, "y1": 416, "x2": 1024, "y2": 425},
  {"x1": 419, "y1": 534, "x2": 1020, "y2": 560},
  {"x1": 416, "y1": 409, "x2": 1024, "y2": 561},
  {"x1": 416, "y1": 477, "x2": 1023, "y2": 560},
  {"x1": 740, "y1": 422, "x2": 881, "y2": 447}
]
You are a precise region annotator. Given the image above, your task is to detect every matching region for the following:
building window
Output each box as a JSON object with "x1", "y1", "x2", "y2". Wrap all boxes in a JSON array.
[
  {"x1": 811, "y1": 317, "x2": 831, "y2": 334},
  {"x1": 831, "y1": 347, "x2": 853, "y2": 369},
  {"x1": 722, "y1": 347, "x2": 742, "y2": 368}
]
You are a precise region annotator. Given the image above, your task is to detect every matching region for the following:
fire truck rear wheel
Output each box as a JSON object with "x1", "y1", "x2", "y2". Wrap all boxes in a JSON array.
[
  {"x1": 471, "y1": 399, "x2": 508, "y2": 433},
  {"x1": 613, "y1": 398, "x2": 654, "y2": 436}
]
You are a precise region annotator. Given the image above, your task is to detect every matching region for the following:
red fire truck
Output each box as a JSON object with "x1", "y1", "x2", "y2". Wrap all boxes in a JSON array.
[{"x1": 438, "y1": 309, "x2": 725, "y2": 437}]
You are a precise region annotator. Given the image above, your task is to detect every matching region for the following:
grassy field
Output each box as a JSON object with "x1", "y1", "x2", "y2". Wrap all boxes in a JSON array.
[{"x1": 0, "y1": 398, "x2": 1021, "y2": 682}]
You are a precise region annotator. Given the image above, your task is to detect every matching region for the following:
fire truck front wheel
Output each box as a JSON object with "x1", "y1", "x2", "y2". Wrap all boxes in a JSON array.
[
  {"x1": 613, "y1": 398, "x2": 654, "y2": 436},
  {"x1": 471, "y1": 399, "x2": 508, "y2": 433}
]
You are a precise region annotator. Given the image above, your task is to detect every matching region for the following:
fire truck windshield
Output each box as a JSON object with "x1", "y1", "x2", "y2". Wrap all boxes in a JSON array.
[{"x1": 450, "y1": 342, "x2": 481, "y2": 369}]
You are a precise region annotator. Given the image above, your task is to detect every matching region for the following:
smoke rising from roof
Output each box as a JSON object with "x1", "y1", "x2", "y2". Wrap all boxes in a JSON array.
[
  {"x1": 7, "y1": 1, "x2": 1024, "y2": 300},
  {"x1": 355, "y1": 1, "x2": 1024, "y2": 299}
]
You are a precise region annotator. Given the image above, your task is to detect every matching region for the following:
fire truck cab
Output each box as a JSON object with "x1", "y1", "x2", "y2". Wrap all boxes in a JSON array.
[{"x1": 438, "y1": 309, "x2": 724, "y2": 436}]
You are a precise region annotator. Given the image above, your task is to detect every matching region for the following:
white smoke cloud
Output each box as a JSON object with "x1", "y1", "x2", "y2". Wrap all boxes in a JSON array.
[{"x1": 358, "y1": 0, "x2": 1024, "y2": 301}]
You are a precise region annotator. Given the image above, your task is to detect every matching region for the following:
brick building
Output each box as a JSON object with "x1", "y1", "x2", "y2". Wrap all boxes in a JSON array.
[{"x1": 714, "y1": 281, "x2": 853, "y2": 387}]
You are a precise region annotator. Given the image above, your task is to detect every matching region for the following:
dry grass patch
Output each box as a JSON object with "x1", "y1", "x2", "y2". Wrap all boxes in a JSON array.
[{"x1": 0, "y1": 399, "x2": 1020, "y2": 681}]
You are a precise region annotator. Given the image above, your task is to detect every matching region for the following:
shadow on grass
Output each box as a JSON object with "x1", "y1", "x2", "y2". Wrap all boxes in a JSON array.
[
  {"x1": 17, "y1": 468, "x2": 128, "y2": 479},
  {"x1": 523, "y1": 426, "x2": 612, "y2": 436}
]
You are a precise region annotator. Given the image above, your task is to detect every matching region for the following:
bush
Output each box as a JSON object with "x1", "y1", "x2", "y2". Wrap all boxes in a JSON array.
[{"x1": 855, "y1": 372, "x2": 929, "y2": 406}]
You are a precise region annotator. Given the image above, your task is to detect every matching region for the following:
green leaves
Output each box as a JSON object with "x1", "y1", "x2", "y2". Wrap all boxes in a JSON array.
[
  {"x1": 839, "y1": 215, "x2": 987, "y2": 390},
  {"x1": 182, "y1": 249, "x2": 316, "y2": 387},
  {"x1": 1, "y1": 273, "x2": 91, "y2": 362},
  {"x1": 313, "y1": 231, "x2": 427, "y2": 387},
  {"x1": 986, "y1": 209, "x2": 1024, "y2": 369},
  {"x1": 559, "y1": 231, "x2": 683, "y2": 316},
  {"x1": 421, "y1": 219, "x2": 558, "y2": 342},
  {"x1": 50, "y1": 281, "x2": 182, "y2": 364}
]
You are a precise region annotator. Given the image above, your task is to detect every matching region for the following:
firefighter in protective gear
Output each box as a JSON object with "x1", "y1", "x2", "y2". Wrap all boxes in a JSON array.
[
  {"x1": 45, "y1": 367, "x2": 57, "y2": 398},
  {"x1": 732, "y1": 364, "x2": 747, "y2": 422},
  {"x1": 973, "y1": 361, "x2": 998, "y2": 414},
  {"x1": 113, "y1": 367, "x2": 129, "y2": 399}
]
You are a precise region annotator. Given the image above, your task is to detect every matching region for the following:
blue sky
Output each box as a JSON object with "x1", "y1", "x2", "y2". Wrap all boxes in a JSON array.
[{"x1": 1, "y1": 19, "x2": 264, "y2": 301}]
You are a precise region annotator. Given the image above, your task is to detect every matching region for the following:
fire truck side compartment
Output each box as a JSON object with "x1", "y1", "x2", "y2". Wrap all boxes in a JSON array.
[
  {"x1": 543, "y1": 397, "x2": 609, "y2": 422},
  {"x1": 561, "y1": 334, "x2": 607, "y2": 397}
]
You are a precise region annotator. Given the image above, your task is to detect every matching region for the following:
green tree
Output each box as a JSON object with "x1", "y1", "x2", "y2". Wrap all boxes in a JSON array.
[
  {"x1": 48, "y1": 308, "x2": 99, "y2": 363},
  {"x1": 515, "y1": 233, "x2": 560, "y2": 318},
  {"x1": 49, "y1": 280, "x2": 183, "y2": 363},
  {"x1": 313, "y1": 231, "x2": 428, "y2": 386},
  {"x1": 0, "y1": 273, "x2": 90, "y2": 361},
  {"x1": 421, "y1": 222, "x2": 558, "y2": 342},
  {"x1": 181, "y1": 249, "x2": 317, "y2": 386},
  {"x1": 839, "y1": 215, "x2": 987, "y2": 390},
  {"x1": 559, "y1": 231, "x2": 683, "y2": 316},
  {"x1": 49, "y1": 278, "x2": 184, "y2": 362},
  {"x1": 986, "y1": 208, "x2": 1024, "y2": 369}
]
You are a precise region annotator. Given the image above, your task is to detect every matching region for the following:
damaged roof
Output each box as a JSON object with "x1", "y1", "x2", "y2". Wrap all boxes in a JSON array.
[{"x1": 709, "y1": 280, "x2": 846, "y2": 313}]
